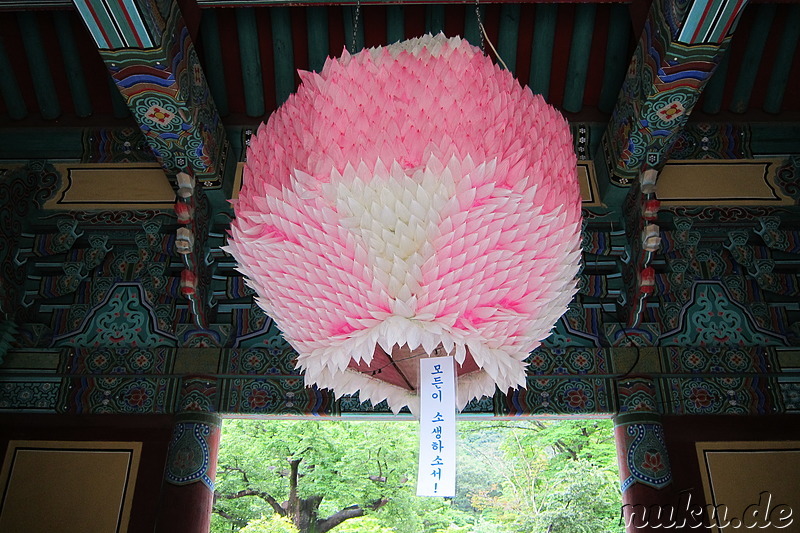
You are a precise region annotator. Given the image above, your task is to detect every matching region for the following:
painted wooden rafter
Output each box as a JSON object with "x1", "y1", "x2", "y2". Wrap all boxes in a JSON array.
[
  {"x1": 72, "y1": 0, "x2": 227, "y2": 186},
  {"x1": 595, "y1": 0, "x2": 750, "y2": 205}
]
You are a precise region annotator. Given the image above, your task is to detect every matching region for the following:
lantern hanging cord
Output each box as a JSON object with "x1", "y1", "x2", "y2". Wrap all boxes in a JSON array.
[
  {"x1": 475, "y1": 0, "x2": 484, "y2": 52},
  {"x1": 352, "y1": 0, "x2": 361, "y2": 53},
  {"x1": 474, "y1": 0, "x2": 508, "y2": 72},
  {"x1": 479, "y1": 22, "x2": 508, "y2": 71}
]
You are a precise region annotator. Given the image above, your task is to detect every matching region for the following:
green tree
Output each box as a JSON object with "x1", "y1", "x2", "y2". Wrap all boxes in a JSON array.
[
  {"x1": 214, "y1": 418, "x2": 622, "y2": 533},
  {"x1": 213, "y1": 420, "x2": 421, "y2": 533},
  {"x1": 240, "y1": 515, "x2": 299, "y2": 533},
  {"x1": 463, "y1": 419, "x2": 622, "y2": 533}
]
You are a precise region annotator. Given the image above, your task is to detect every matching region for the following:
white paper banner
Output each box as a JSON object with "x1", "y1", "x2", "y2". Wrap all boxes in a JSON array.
[{"x1": 416, "y1": 356, "x2": 457, "y2": 497}]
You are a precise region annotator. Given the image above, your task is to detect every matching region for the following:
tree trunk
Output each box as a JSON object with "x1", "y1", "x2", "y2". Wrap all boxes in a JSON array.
[
  {"x1": 286, "y1": 458, "x2": 323, "y2": 533},
  {"x1": 282, "y1": 457, "x2": 389, "y2": 533}
]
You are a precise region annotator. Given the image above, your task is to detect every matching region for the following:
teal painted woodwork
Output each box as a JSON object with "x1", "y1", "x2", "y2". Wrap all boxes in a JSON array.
[
  {"x1": 108, "y1": 75, "x2": 130, "y2": 119},
  {"x1": 73, "y1": 0, "x2": 123, "y2": 49},
  {"x1": 0, "y1": 129, "x2": 84, "y2": 159},
  {"x1": 307, "y1": 7, "x2": 329, "y2": 73},
  {"x1": 271, "y1": 8, "x2": 295, "y2": 106},
  {"x1": 749, "y1": 124, "x2": 800, "y2": 154},
  {"x1": 53, "y1": 13, "x2": 92, "y2": 119},
  {"x1": 463, "y1": 5, "x2": 485, "y2": 50},
  {"x1": 386, "y1": 5, "x2": 404, "y2": 44},
  {"x1": 600, "y1": 0, "x2": 748, "y2": 186},
  {"x1": 598, "y1": 5, "x2": 630, "y2": 114},
  {"x1": 425, "y1": 4, "x2": 445, "y2": 36},
  {"x1": 201, "y1": 10, "x2": 230, "y2": 117},
  {"x1": 763, "y1": 5, "x2": 800, "y2": 114},
  {"x1": 17, "y1": 12, "x2": 60, "y2": 120},
  {"x1": 702, "y1": 48, "x2": 730, "y2": 115},
  {"x1": 497, "y1": 4, "x2": 521, "y2": 74},
  {"x1": 238, "y1": 8, "x2": 266, "y2": 116},
  {"x1": 342, "y1": 6, "x2": 365, "y2": 54},
  {"x1": 0, "y1": 35, "x2": 27, "y2": 120},
  {"x1": 73, "y1": 0, "x2": 155, "y2": 49},
  {"x1": 563, "y1": 4, "x2": 596, "y2": 113},
  {"x1": 89, "y1": 1, "x2": 227, "y2": 183},
  {"x1": 529, "y1": 4, "x2": 557, "y2": 100},
  {"x1": 730, "y1": 5, "x2": 776, "y2": 114},
  {"x1": 57, "y1": 284, "x2": 177, "y2": 348},
  {"x1": 102, "y1": 0, "x2": 155, "y2": 47}
]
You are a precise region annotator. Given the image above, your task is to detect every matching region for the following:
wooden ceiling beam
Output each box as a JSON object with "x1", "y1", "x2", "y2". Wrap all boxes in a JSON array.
[
  {"x1": 0, "y1": 33, "x2": 27, "y2": 120},
  {"x1": 563, "y1": 3, "x2": 595, "y2": 113},
  {"x1": 594, "y1": 0, "x2": 751, "y2": 208},
  {"x1": 528, "y1": 3, "x2": 556, "y2": 99},
  {"x1": 73, "y1": 0, "x2": 229, "y2": 185},
  {"x1": 701, "y1": 49, "x2": 730, "y2": 114},
  {"x1": 237, "y1": 7, "x2": 266, "y2": 116},
  {"x1": 497, "y1": 3, "x2": 521, "y2": 74},
  {"x1": 18, "y1": 12, "x2": 61, "y2": 120},
  {"x1": 271, "y1": 7, "x2": 296, "y2": 107},
  {"x1": 307, "y1": 6, "x2": 330, "y2": 72},
  {"x1": 343, "y1": 5, "x2": 365, "y2": 52},
  {"x1": 53, "y1": 12, "x2": 92, "y2": 118},
  {"x1": 598, "y1": 4, "x2": 631, "y2": 113},
  {"x1": 386, "y1": 5, "x2": 405, "y2": 43},
  {"x1": 763, "y1": 4, "x2": 800, "y2": 113},
  {"x1": 425, "y1": 3, "x2": 445, "y2": 33},
  {"x1": 730, "y1": 4, "x2": 776, "y2": 113},
  {"x1": 200, "y1": 10, "x2": 230, "y2": 116}
]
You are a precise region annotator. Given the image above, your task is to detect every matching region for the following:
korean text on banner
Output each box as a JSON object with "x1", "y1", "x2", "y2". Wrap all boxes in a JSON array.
[{"x1": 417, "y1": 356, "x2": 456, "y2": 497}]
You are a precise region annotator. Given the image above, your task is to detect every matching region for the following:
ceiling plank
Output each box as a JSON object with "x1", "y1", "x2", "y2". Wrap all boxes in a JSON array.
[
  {"x1": 238, "y1": 7, "x2": 267, "y2": 116},
  {"x1": 307, "y1": 6, "x2": 329, "y2": 72},
  {"x1": 53, "y1": 12, "x2": 92, "y2": 118},
  {"x1": 562, "y1": 3, "x2": 595, "y2": 112},
  {"x1": 18, "y1": 12, "x2": 61, "y2": 120},
  {"x1": 386, "y1": 5, "x2": 404, "y2": 43},
  {"x1": 0, "y1": 32, "x2": 27, "y2": 120},
  {"x1": 201, "y1": 10, "x2": 230, "y2": 117},
  {"x1": 763, "y1": 4, "x2": 800, "y2": 114},
  {"x1": 730, "y1": 4, "x2": 776, "y2": 113},
  {"x1": 598, "y1": 4, "x2": 630, "y2": 113},
  {"x1": 497, "y1": 3, "x2": 521, "y2": 73},
  {"x1": 528, "y1": 3, "x2": 556, "y2": 99}
]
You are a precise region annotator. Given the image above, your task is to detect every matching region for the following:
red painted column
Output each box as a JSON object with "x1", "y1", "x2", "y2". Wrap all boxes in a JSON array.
[
  {"x1": 156, "y1": 377, "x2": 221, "y2": 533},
  {"x1": 614, "y1": 377, "x2": 691, "y2": 531}
]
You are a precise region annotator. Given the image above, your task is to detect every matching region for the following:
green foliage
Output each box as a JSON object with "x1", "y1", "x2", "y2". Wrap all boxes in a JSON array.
[
  {"x1": 213, "y1": 419, "x2": 420, "y2": 532},
  {"x1": 214, "y1": 418, "x2": 623, "y2": 533},
  {"x1": 460, "y1": 419, "x2": 623, "y2": 533},
  {"x1": 240, "y1": 515, "x2": 300, "y2": 533},
  {"x1": 333, "y1": 516, "x2": 394, "y2": 533}
]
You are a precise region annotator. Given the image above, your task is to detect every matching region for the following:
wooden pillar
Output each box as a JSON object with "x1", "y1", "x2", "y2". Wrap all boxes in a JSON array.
[
  {"x1": 156, "y1": 376, "x2": 221, "y2": 533},
  {"x1": 614, "y1": 377, "x2": 685, "y2": 531}
]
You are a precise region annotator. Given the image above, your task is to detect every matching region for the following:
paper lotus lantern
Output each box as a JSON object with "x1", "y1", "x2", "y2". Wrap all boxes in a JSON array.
[{"x1": 227, "y1": 34, "x2": 582, "y2": 414}]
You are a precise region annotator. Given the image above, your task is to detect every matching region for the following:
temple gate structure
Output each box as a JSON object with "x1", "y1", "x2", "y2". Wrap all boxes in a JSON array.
[{"x1": 1, "y1": 0, "x2": 799, "y2": 531}]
